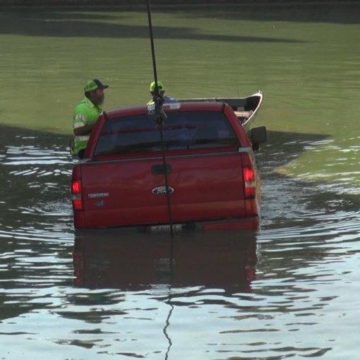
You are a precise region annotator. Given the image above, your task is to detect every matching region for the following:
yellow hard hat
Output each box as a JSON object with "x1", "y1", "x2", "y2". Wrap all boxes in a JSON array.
[{"x1": 149, "y1": 81, "x2": 165, "y2": 93}]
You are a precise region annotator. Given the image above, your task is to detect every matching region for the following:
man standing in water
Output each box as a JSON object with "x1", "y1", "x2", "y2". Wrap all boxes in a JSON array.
[{"x1": 72, "y1": 79, "x2": 109, "y2": 158}]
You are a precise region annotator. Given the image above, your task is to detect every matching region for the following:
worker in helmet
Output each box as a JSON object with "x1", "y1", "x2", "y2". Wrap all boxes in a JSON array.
[
  {"x1": 147, "y1": 81, "x2": 175, "y2": 108},
  {"x1": 72, "y1": 79, "x2": 109, "y2": 158}
]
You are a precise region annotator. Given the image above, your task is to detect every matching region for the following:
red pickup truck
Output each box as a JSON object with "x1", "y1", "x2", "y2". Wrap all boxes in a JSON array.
[{"x1": 71, "y1": 101, "x2": 266, "y2": 231}]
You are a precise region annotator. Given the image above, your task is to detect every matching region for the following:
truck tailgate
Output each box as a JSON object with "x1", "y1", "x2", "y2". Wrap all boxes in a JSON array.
[{"x1": 74, "y1": 150, "x2": 249, "y2": 229}]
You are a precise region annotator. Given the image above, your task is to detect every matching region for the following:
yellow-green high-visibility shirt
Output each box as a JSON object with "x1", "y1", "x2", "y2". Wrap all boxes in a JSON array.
[{"x1": 72, "y1": 97, "x2": 102, "y2": 156}]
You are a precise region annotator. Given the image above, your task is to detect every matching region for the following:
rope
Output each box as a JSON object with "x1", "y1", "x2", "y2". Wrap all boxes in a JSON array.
[{"x1": 146, "y1": 0, "x2": 174, "y2": 238}]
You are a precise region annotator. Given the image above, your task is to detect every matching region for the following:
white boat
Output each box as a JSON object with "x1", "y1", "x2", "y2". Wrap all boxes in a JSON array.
[{"x1": 179, "y1": 91, "x2": 263, "y2": 128}]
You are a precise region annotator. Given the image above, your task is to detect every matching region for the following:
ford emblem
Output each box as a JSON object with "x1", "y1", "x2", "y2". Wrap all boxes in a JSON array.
[{"x1": 152, "y1": 186, "x2": 175, "y2": 196}]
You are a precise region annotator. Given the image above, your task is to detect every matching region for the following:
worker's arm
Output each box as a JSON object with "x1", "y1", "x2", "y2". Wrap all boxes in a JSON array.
[
  {"x1": 73, "y1": 123, "x2": 95, "y2": 136},
  {"x1": 73, "y1": 112, "x2": 96, "y2": 136}
]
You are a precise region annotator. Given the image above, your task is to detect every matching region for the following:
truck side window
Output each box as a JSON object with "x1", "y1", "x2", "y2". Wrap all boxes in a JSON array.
[{"x1": 94, "y1": 111, "x2": 238, "y2": 156}]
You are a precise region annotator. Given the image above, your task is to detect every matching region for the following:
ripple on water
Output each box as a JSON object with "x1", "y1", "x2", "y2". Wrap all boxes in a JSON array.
[{"x1": 3, "y1": 145, "x2": 73, "y2": 177}]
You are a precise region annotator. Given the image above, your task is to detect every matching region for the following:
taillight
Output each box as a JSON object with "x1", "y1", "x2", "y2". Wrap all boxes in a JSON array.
[
  {"x1": 72, "y1": 181, "x2": 81, "y2": 194},
  {"x1": 71, "y1": 180, "x2": 83, "y2": 210},
  {"x1": 243, "y1": 166, "x2": 256, "y2": 198}
]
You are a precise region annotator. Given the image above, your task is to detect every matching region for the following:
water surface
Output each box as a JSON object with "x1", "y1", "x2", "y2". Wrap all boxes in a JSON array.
[
  {"x1": 0, "y1": 124, "x2": 359, "y2": 359},
  {"x1": 0, "y1": 3, "x2": 360, "y2": 359}
]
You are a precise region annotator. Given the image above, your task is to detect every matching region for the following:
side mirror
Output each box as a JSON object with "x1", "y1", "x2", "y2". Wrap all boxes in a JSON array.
[{"x1": 248, "y1": 126, "x2": 267, "y2": 151}]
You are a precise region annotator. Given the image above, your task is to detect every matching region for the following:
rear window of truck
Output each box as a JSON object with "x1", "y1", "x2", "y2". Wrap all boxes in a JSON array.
[{"x1": 94, "y1": 111, "x2": 238, "y2": 156}]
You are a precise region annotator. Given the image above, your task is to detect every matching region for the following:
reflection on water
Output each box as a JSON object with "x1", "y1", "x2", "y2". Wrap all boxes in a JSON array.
[
  {"x1": 72, "y1": 231, "x2": 257, "y2": 359},
  {"x1": 0, "y1": 124, "x2": 360, "y2": 359},
  {"x1": 73, "y1": 230, "x2": 257, "y2": 292}
]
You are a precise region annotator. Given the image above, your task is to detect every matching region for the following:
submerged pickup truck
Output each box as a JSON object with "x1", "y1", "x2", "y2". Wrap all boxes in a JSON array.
[{"x1": 71, "y1": 101, "x2": 266, "y2": 231}]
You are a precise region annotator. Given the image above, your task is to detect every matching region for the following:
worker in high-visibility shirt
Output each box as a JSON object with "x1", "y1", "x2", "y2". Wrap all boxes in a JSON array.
[
  {"x1": 147, "y1": 81, "x2": 175, "y2": 108},
  {"x1": 147, "y1": 81, "x2": 177, "y2": 125},
  {"x1": 72, "y1": 79, "x2": 109, "y2": 158}
]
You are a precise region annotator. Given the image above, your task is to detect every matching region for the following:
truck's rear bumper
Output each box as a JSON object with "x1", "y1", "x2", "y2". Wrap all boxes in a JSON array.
[{"x1": 74, "y1": 215, "x2": 259, "y2": 232}]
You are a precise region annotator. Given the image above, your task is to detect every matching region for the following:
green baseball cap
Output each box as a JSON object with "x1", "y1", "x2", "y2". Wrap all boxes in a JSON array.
[{"x1": 84, "y1": 79, "x2": 109, "y2": 93}]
